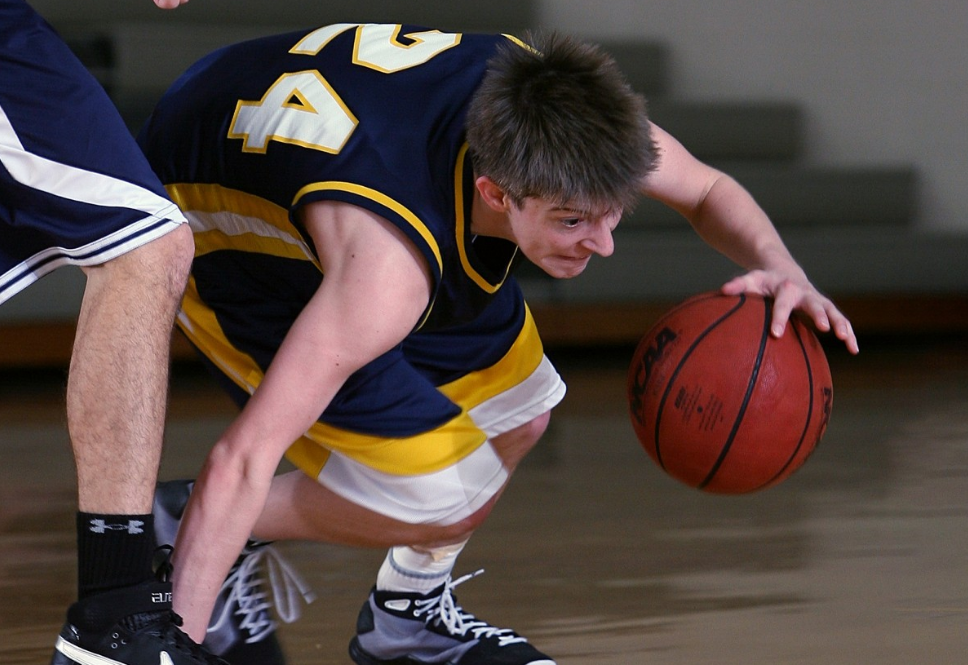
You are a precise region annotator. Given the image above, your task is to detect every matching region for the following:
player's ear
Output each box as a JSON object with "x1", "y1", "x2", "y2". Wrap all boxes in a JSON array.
[{"x1": 475, "y1": 176, "x2": 511, "y2": 213}]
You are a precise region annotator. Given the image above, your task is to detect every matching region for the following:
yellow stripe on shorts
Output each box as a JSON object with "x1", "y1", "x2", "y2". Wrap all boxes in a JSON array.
[{"x1": 437, "y1": 305, "x2": 543, "y2": 407}]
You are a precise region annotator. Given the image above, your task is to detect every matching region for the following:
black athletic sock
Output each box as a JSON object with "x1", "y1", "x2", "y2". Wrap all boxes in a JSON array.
[{"x1": 76, "y1": 512, "x2": 155, "y2": 600}]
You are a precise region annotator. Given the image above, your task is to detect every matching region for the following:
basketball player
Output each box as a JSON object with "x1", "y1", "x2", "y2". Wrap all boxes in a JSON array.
[
  {"x1": 0, "y1": 1, "x2": 230, "y2": 664},
  {"x1": 138, "y1": 24, "x2": 859, "y2": 665}
]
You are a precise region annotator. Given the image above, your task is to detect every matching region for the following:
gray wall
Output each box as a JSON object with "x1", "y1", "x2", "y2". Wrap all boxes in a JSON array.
[{"x1": 541, "y1": 0, "x2": 968, "y2": 234}]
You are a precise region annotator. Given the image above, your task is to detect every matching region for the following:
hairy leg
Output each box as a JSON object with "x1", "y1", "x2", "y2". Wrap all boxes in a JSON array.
[{"x1": 68, "y1": 224, "x2": 194, "y2": 514}]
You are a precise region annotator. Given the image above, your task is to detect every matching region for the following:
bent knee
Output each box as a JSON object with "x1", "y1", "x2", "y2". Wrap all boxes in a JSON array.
[
  {"x1": 415, "y1": 502, "x2": 494, "y2": 544},
  {"x1": 83, "y1": 223, "x2": 194, "y2": 298},
  {"x1": 139, "y1": 223, "x2": 194, "y2": 295},
  {"x1": 522, "y1": 410, "x2": 552, "y2": 442},
  {"x1": 491, "y1": 411, "x2": 551, "y2": 470},
  {"x1": 161, "y1": 222, "x2": 195, "y2": 275},
  {"x1": 386, "y1": 488, "x2": 502, "y2": 547}
]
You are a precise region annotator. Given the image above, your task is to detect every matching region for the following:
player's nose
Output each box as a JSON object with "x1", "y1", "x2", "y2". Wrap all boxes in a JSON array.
[{"x1": 583, "y1": 221, "x2": 615, "y2": 257}]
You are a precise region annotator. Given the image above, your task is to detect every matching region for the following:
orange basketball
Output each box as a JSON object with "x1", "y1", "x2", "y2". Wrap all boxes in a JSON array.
[{"x1": 627, "y1": 292, "x2": 833, "y2": 494}]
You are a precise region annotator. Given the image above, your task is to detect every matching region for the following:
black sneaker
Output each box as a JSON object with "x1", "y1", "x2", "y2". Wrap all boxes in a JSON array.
[
  {"x1": 348, "y1": 571, "x2": 556, "y2": 665},
  {"x1": 154, "y1": 480, "x2": 314, "y2": 665},
  {"x1": 50, "y1": 552, "x2": 226, "y2": 665}
]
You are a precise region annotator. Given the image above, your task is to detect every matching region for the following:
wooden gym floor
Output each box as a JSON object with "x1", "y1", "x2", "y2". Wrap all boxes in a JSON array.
[{"x1": 2, "y1": 334, "x2": 968, "y2": 664}]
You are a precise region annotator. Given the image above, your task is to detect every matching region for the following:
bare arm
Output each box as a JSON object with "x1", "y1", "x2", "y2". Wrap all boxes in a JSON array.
[
  {"x1": 153, "y1": 0, "x2": 189, "y2": 8},
  {"x1": 642, "y1": 123, "x2": 858, "y2": 354},
  {"x1": 171, "y1": 201, "x2": 433, "y2": 640}
]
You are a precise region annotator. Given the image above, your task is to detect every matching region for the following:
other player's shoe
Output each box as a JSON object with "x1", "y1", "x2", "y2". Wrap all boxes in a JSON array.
[
  {"x1": 154, "y1": 480, "x2": 314, "y2": 665},
  {"x1": 50, "y1": 550, "x2": 227, "y2": 665},
  {"x1": 348, "y1": 571, "x2": 556, "y2": 665}
]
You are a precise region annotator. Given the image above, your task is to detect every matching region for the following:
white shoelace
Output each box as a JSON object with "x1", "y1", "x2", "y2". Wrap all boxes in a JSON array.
[
  {"x1": 208, "y1": 543, "x2": 316, "y2": 643},
  {"x1": 413, "y1": 570, "x2": 528, "y2": 646}
]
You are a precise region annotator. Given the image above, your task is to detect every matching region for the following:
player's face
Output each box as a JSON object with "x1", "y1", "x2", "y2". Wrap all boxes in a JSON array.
[{"x1": 509, "y1": 197, "x2": 620, "y2": 279}]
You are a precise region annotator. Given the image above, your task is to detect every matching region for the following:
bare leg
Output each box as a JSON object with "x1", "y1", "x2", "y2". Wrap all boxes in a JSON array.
[
  {"x1": 171, "y1": 408, "x2": 549, "y2": 639},
  {"x1": 68, "y1": 223, "x2": 193, "y2": 514}
]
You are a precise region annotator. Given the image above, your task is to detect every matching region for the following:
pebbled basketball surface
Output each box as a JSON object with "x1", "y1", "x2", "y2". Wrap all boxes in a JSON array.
[{"x1": 628, "y1": 292, "x2": 833, "y2": 493}]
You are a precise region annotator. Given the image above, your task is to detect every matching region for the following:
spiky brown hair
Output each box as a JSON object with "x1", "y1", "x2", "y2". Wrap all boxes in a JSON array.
[{"x1": 466, "y1": 32, "x2": 657, "y2": 214}]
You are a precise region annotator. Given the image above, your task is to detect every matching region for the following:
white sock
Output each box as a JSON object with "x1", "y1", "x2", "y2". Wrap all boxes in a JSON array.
[{"x1": 376, "y1": 542, "x2": 467, "y2": 594}]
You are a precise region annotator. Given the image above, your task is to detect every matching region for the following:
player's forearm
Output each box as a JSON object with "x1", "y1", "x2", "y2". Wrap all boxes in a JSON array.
[
  {"x1": 171, "y1": 443, "x2": 275, "y2": 641},
  {"x1": 169, "y1": 315, "x2": 366, "y2": 639},
  {"x1": 689, "y1": 173, "x2": 808, "y2": 281}
]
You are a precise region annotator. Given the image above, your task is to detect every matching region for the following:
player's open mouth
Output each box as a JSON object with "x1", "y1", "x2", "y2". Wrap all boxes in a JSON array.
[{"x1": 550, "y1": 255, "x2": 591, "y2": 276}]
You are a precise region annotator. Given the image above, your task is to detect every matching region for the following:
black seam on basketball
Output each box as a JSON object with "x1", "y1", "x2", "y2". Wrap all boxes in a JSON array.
[
  {"x1": 698, "y1": 296, "x2": 771, "y2": 490},
  {"x1": 654, "y1": 293, "x2": 747, "y2": 473},
  {"x1": 756, "y1": 319, "x2": 815, "y2": 490},
  {"x1": 628, "y1": 292, "x2": 726, "y2": 430},
  {"x1": 663, "y1": 291, "x2": 723, "y2": 316}
]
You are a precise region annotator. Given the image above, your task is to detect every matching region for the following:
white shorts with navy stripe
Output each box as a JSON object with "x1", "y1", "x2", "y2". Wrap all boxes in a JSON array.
[{"x1": 0, "y1": 0, "x2": 186, "y2": 305}]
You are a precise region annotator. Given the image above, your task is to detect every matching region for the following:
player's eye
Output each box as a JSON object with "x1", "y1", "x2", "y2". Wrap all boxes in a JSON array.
[{"x1": 560, "y1": 217, "x2": 582, "y2": 228}]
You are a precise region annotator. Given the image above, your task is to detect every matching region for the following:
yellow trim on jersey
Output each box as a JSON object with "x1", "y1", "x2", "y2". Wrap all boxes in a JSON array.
[
  {"x1": 166, "y1": 183, "x2": 320, "y2": 266},
  {"x1": 453, "y1": 143, "x2": 515, "y2": 293},
  {"x1": 177, "y1": 278, "x2": 489, "y2": 478},
  {"x1": 177, "y1": 276, "x2": 264, "y2": 391},
  {"x1": 291, "y1": 180, "x2": 443, "y2": 274},
  {"x1": 437, "y1": 304, "x2": 543, "y2": 407},
  {"x1": 502, "y1": 34, "x2": 539, "y2": 54},
  {"x1": 190, "y1": 229, "x2": 315, "y2": 263},
  {"x1": 168, "y1": 182, "x2": 289, "y2": 221},
  {"x1": 283, "y1": 88, "x2": 317, "y2": 113}
]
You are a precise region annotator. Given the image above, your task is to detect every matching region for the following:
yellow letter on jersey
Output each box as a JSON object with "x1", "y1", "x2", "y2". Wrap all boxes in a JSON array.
[{"x1": 229, "y1": 70, "x2": 358, "y2": 154}]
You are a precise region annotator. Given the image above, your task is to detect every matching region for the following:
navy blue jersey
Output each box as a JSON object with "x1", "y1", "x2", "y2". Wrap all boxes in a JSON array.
[
  {"x1": 139, "y1": 24, "x2": 547, "y2": 442},
  {"x1": 140, "y1": 24, "x2": 527, "y2": 332}
]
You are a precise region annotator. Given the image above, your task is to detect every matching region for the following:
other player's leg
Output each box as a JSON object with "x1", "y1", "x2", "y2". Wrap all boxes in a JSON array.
[
  {"x1": 0, "y1": 2, "x2": 221, "y2": 662},
  {"x1": 53, "y1": 225, "x2": 211, "y2": 665}
]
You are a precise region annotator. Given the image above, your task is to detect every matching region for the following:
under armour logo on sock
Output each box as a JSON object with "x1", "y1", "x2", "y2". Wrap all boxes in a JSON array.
[{"x1": 88, "y1": 518, "x2": 145, "y2": 534}]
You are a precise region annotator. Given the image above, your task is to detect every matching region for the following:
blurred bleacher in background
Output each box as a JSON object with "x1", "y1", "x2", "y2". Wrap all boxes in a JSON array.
[{"x1": 3, "y1": 0, "x2": 966, "y2": 367}]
